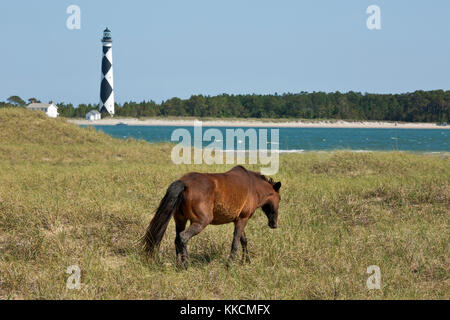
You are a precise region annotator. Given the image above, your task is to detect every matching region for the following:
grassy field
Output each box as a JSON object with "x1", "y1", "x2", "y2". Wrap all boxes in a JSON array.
[{"x1": 0, "y1": 108, "x2": 448, "y2": 299}]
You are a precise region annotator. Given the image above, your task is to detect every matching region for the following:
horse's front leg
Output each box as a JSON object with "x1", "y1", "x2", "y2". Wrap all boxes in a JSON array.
[
  {"x1": 240, "y1": 231, "x2": 250, "y2": 263},
  {"x1": 228, "y1": 218, "x2": 248, "y2": 263}
]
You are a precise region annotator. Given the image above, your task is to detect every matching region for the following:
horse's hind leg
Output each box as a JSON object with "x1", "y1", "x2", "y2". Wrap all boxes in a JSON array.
[
  {"x1": 177, "y1": 196, "x2": 213, "y2": 268},
  {"x1": 240, "y1": 231, "x2": 250, "y2": 263},
  {"x1": 174, "y1": 212, "x2": 187, "y2": 268},
  {"x1": 178, "y1": 222, "x2": 207, "y2": 268}
]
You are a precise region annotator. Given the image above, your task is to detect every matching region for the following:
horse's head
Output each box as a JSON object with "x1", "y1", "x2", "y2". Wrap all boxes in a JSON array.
[{"x1": 262, "y1": 181, "x2": 282, "y2": 229}]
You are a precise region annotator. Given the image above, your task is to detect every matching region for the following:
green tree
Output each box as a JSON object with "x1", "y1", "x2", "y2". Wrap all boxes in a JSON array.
[
  {"x1": 7, "y1": 96, "x2": 25, "y2": 106},
  {"x1": 28, "y1": 98, "x2": 41, "y2": 104}
]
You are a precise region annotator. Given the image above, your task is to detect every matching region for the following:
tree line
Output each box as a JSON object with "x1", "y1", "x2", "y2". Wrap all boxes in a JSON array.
[{"x1": 1, "y1": 90, "x2": 449, "y2": 122}]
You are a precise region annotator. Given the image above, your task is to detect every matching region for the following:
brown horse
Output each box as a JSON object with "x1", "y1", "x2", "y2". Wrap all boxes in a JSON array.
[{"x1": 143, "y1": 165, "x2": 282, "y2": 268}]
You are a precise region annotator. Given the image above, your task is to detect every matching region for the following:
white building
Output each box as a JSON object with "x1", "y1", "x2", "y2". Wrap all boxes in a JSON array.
[
  {"x1": 86, "y1": 110, "x2": 101, "y2": 121},
  {"x1": 27, "y1": 103, "x2": 59, "y2": 118}
]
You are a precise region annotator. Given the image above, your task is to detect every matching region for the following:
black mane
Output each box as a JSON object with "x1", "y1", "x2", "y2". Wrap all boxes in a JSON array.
[
  {"x1": 233, "y1": 166, "x2": 275, "y2": 185},
  {"x1": 259, "y1": 174, "x2": 275, "y2": 185}
]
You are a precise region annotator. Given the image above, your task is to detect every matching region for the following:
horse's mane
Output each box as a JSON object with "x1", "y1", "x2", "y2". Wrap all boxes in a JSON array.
[
  {"x1": 259, "y1": 174, "x2": 275, "y2": 185},
  {"x1": 233, "y1": 166, "x2": 275, "y2": 185}
]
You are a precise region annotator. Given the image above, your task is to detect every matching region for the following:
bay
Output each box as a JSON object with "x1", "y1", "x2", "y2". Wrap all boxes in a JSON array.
[{"x1": 81, "y1": 125, "x2": 450, "y2": 152}]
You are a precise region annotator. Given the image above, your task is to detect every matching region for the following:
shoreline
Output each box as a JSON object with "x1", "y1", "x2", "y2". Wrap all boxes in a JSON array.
[{"x1": 68, "y1": 118, "x2": 450, "y2": 129}]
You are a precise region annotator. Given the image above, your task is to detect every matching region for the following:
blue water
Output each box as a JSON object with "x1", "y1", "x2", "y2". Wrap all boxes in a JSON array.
[{"x1": 81, "y1": 125, "x2": 450, "y2": 152}]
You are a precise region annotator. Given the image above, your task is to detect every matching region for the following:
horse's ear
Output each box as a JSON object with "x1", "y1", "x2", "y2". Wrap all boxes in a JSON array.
[{"x1": 273, "y1": 182, "x2": 281, "y2": 192}]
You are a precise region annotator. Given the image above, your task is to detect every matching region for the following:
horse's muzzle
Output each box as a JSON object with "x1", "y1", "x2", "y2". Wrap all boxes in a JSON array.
[{"x1": 268, "y1": 222, "x2": 278, "y2": 229}]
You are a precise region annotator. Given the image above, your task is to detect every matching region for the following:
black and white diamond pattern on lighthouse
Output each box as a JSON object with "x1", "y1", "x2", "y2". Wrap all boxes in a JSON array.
[
  {"x1": 100, "y1": 77, "x2": 113, "y2": 104},
  {"x1": 102, "y1": 56, "x2": 112, "y2": 75},
  {"x1": 99, "y1": 44, "x2": 114, "y2": 115},
  {"x1": 99, "y1": 28, "x2": 114, "y2": 115}
]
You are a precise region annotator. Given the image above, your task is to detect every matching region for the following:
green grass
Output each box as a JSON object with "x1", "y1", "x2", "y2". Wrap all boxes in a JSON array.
[{"x1": 0, "y1": 108, "x2": 448, "y2": 299}]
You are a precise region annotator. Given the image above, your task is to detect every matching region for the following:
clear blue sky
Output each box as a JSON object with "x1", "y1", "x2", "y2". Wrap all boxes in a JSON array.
[{"x1": 1, "y1": 0, "x2": 449, "y2": 105}]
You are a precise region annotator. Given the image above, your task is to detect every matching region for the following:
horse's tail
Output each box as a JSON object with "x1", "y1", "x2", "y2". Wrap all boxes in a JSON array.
[{"x1": 142, "y1": 180, "x2": 185, "y2": 256}]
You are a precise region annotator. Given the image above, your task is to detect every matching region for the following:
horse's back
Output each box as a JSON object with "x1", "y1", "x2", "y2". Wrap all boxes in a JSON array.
[
  {"x1": 179, "y1": 167, "x2": 253, "y2": 224},
  {"x1": 180, "y1": 172, "x2": 216, "y2": 193},
  {"x1": 180, "y1": 166, "x2": 250, "y2": 192}
]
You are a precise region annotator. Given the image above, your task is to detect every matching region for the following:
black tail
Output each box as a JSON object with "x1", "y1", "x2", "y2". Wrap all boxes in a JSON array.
[{"x1": 142, "y1": 180, "x2": 185, "y2": 256}]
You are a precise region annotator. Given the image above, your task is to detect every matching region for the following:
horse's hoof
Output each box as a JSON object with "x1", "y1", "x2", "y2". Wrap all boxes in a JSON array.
[
  {"x1": 179, "y1": 262, "x2": 189, "y2": 270},
  {"x1": 226, "y1": 257, "x2": 237, "y2": 269},
  {"x1": 176, "y1": 260, "x2": 189, "y2": 270},
  {"x1": 176, "y1": 264, "x2": 188, "y2": 270}
]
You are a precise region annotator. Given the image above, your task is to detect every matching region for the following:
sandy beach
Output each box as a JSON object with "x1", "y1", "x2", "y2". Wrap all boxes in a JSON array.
[{"x1": 69, "y1": 118, "x2": 450, "y2": 129}]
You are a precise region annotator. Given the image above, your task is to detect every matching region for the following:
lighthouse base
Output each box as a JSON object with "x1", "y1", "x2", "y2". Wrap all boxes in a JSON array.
[{"x1": 100, "y1": 107, "x2": 114, "y2": 118}]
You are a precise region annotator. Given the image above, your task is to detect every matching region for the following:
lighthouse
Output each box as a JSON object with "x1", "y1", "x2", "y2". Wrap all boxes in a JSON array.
[{"x1": 99, "y1": 28, "x2": 114, "y2": 116}]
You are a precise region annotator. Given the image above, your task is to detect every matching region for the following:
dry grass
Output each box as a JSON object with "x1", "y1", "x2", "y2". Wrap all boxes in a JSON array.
[{"x1": 0, "y1": 108, "x2": 448, "y2": 299}]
